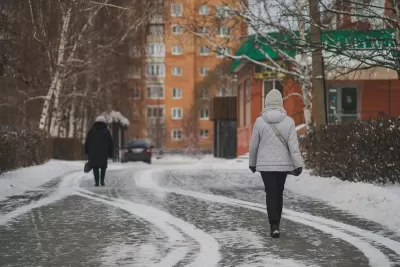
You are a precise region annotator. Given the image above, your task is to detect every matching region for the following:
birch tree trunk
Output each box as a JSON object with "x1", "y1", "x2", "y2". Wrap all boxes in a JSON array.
[
  {"x1": 297, "y1": 0, "x2": 313, "y2": 130},
  {"x1": 82, "y1": 108, "x2": 88, "y2": 143},
  {"x1": 39, "y1": 7, "x2": 72, "y2": 130}
]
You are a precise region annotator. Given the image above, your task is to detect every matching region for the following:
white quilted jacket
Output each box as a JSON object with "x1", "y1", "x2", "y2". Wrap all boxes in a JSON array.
[{"x1": 249, "y1": 108, "x2": 304, "y2": 172}]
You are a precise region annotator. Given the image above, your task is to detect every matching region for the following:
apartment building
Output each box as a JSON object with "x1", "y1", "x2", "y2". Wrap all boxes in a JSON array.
[{"x1": 127, "y1": 0, "x2": 246, "y2": 149}]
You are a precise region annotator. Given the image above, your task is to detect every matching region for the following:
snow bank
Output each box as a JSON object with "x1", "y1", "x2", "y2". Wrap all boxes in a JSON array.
[
  {"x1": 0, "y1": 160, "x2": 81, "y2": 201},
  {"x1": 286, "y1": 171, "x2": 400, "y2": 235}
]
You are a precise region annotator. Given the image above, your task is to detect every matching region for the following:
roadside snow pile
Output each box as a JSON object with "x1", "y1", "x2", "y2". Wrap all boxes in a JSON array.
[
  {"x1": 286, "y1": 171, "x2": 400, "y2": 235},
  {"x1": 0, "y1": 160, "x2": 81, "y2": 201}
]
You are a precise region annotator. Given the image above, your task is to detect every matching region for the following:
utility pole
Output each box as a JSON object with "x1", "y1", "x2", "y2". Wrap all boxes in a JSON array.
[{"x1": 308, "y1": 0, "x2": 327, "y2": 131}]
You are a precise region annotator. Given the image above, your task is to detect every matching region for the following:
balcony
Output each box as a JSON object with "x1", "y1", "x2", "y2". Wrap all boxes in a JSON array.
[{"x1": 149, "y1": 14, "x2": 164, "y2": 24}]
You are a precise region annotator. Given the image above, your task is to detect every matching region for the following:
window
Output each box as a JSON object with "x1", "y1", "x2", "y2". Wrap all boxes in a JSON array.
[
  {"x1": 172, "y1": 25, "x2": 183, "y2": 35},
  {"x1": 171, "y1": 129, "x2": 182, "y2": 140},
  {"x1": 200, "y1": 108, "x2": 209, "y2": 119},
  {"x1": 198, "y1": 27, "x2": 210, "y2": 35},
  {"x1": 147, "y1": 106, "x2": 164, "y2": 118},
  {"x1": 216, "y1": 27, "x2": 231, "y2": 37},
  {"x1": 172, "y1": 88, "x2": 182, "y2": 99},
  {"x1": 199, "y1": 46, "x2": 210, "y2": 56},
  {"x1": 147, "y1": 43, "x2": 165, "y2": 57},
  {"x1": 172, "y1": 66, "x2": 183, "y2": 76},
  {"x1": 200, "y1": 129, "x2": 209, "y2": 139},
  {"x1": 171, "y1": 108, "x2": 183, "y2": 119},
  {"x1": 149, "y1": 25, "x2": 164, "y2": 36},
  {"x1": 216, "y1": 88, "x2": 228, "y2": 97},
  {"x1": 200, "y1": 88, "x2": 208, "y2": 100},
  {"x1": 171, "y1": 3, "x2": 183, "y2": 16},
  {"x1": 127, "y1": 66, "x2": 141, "y2": 79},
  {"x1": 217, "y1": 47, "x2": 232, "y2": 58},
  {"x1": 199, "y1": 5, "x2": 209, "y2": 15},
  {"x1": 200, "y1": 67, "x2": 209, "y2": 76},
  {"x1": 129, "y1": 45, "x2": 141, "y2": 57},
  {"x1": 147, "y1": 86, "x2": 164, "y2": 99},
  {"x1": 172, "y1": 45, "x2": 183, "y2": 55},
  {"x1": 133, "y1": 88, "x2": 141, "y2": 99},
  {"x1": 146, "y1": 63, "x2": 165, "y2": 77},
  {"x1": 216, "y1": 6, "x2": 231, "y2": 18}
]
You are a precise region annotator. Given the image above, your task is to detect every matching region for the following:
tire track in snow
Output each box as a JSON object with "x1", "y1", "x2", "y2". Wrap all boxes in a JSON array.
[
  {"x1": 72, "y1": 175, "x2": 221, "y2": 267},
  {"x1": 135, "y1": 169, "x2": 397, "y2": 267},
  {"x1": 0, "y1": 172, "x2": 81, "y2": 226}
]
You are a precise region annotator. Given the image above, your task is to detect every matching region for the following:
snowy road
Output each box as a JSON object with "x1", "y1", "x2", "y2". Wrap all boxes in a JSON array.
[{"x1": 1, "y1": 163, "x2": 400, "y2": 267}]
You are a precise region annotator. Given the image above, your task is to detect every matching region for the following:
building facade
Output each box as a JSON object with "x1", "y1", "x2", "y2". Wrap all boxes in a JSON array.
[
  {"x1": 233, "y1": 28, "x2": 400, "y2": 157},
  {"x1": 127, "y1": 0, "x2": 246, "y2": 150}
]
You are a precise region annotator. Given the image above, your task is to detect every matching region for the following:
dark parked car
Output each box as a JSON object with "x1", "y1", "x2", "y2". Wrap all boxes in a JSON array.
[{"x1": 121, "y1": 140, "x2": 153, "y2": 164}]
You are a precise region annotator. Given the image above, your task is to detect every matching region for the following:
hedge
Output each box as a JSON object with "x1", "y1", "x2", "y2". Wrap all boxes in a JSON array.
[
  {"x1": 301, "y1": 119, "x2": 400, "y2": 184},
  {"x1": 52, "y1": 138, "x2": 85, "y2": 161},
  {"x1": 0, "y1": 127, "x2": 52, "y2": 174}
]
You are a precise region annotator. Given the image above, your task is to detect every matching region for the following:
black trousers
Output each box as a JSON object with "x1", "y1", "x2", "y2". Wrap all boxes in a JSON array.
[
  {"x1": 93, "y1": 167, "x2": 106, "y2": 185},
  {"x1": 261, "y1": 172, "x2": 287, "y2": 225}
]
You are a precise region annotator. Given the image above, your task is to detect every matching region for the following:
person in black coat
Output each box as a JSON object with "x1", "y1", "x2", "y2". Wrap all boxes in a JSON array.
[{"x1": 84, "y1": 116, "x2": 114, "y2": 186}]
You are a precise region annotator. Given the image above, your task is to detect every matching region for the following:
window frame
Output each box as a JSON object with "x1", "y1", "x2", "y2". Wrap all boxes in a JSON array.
[
  {"x1": 171, "y1": 24, "x2": 183, "y2": 35},
  {"x1": 146, "y1": 86, "x2": 164, "y2": 99},
  {"x1": 199, "y1": 5, "x2": 209, "y2": 15},
  {"x1": 200, "y1": 129, "x2": 209, "y2": 139},
  {"x1": 171, "y1": 129, "x2": 183, "y2": 140},
  {"x1": 171, "y1": 107, "x2": 183, "y2": 120},
  {"x1": 171, "y1": 3, "x2": 183, "y2": 17},
  {"x1": 133, "y1": 88, "x2": 141, "y2": 99},
  {"x1": 216, "y1": 26, "x2": 231, "y2": 37},
  {"x1": 172, "y1": 66, "x2": 183, "y2": 76},
  {"x1": 147, "y1": 43, "x2": 165, "y2": 57},
  {"x1": 199, "y1": 66, "x2": 209, "y2": 76},
  {"x1": 146, "y1": 63, "x2": 165, "y2": 77},
  {"x1": 172, "y1": 88, "x2": 183, "y2": 99},
  {"x1": 199, "y1": 46, "x2": 210, "y2": 56},
  {"x1": 200, "y1": 108, "x2": 209, "y2": 120},
  {"x1": 147, "y1": 105, "x2": 165, "y2": 119},
  {"x1": 171, "y1": 45, "x2": 183, "y2": 55}
]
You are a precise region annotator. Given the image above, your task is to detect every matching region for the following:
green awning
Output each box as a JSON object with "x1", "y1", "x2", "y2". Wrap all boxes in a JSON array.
[{"x1": 231, "y1": 28, "x2": 395, "y2": 73}]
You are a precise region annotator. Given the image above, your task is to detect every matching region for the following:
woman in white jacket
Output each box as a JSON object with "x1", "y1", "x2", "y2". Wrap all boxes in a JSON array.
[{"x1": 249, "y1": 89, "x2": 303, "y2": 238}]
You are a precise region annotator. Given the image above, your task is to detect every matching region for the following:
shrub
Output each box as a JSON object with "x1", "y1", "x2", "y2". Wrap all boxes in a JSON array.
[
  {"x1": 52, "y1": 138, "x2": 85, "y2": 160},
  {"x1": 301, "y1": 119, "x2": 400, "y2": 184},
  {"x1": 0, "y1": 127, "x2": 52, "y2": 174}
]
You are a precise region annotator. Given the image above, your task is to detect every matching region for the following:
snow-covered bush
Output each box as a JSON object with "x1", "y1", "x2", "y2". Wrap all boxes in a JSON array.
[
  {"x1": 0, "y1": 127, "x2": 52, "y2": 174},
  {"x1": 301, "y1": 119, "x2": 400, "y2": 184}
]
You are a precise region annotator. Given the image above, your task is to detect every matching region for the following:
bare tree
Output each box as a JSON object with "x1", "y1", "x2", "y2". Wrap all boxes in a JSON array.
[{"x1": 0, "y1": 0, "x2": 158, "y2": 140}]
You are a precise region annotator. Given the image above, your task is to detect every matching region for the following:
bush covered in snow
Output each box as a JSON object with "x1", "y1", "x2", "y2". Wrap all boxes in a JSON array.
[
  {"x1": 0, "y1": 127, "x2": 52, "y2": 174},
  {"x1": 301, "y1": 119, "x2": 400, "y2": 184}
]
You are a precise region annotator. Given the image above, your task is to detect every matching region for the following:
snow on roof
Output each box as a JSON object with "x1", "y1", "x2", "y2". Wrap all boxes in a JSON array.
[{"x1": 102, "y1": 111, "x2": 130, "y2": 126}]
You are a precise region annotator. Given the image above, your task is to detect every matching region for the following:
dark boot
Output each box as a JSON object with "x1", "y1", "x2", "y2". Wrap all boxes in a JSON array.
[
  {"x1": 270, "y1": 224, "x2": 280, "y2": 238},
  {"x1": 100, "y1": 168, "x2": 106, "y2": 186},
  {"x1": 93, "y1": 167, "x2": 100, "y2": 186}
]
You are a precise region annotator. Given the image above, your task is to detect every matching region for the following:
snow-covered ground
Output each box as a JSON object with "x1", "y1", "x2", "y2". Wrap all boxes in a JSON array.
[
  {"x1": 286, "y1": 171, "x2": 400, "y2": 236},
  {"x1": 0, "y1": 160, "x2": 139, "y2": 201},
  {"x1": 2, "y1": 155, "x2": 400, "y2": 236},
  {"x1": 2, "y1": 155, "x2": 400, "y2": 266}
]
